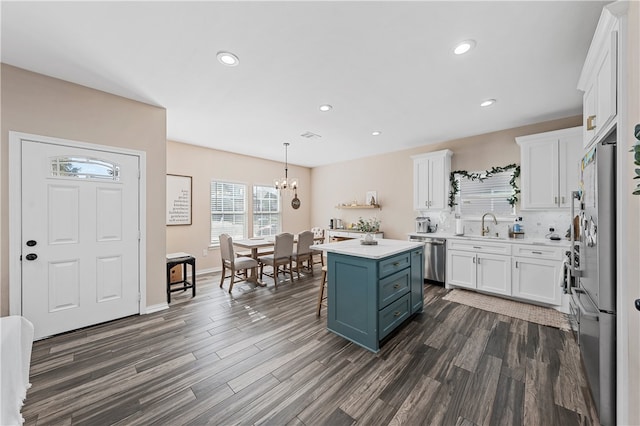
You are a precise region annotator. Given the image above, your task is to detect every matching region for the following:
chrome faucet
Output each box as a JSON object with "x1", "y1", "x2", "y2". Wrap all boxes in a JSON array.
[{"x1": 481, "y1": 213, "x2": 498, "y2": 236}]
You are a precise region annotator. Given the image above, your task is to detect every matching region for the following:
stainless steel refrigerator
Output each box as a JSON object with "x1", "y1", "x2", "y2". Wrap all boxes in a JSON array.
[{"x1": 572, "y1": 136, "x2": 616, "y2": 425}]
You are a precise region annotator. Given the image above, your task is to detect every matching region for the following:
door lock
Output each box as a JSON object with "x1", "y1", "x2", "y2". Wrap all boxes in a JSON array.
[
  {"x1": 25, "y1": 253, "x2": 38, "y2": 261},
  {"x1": 635, "y1": 299, "x2": 640, "y2": 311},
  {"x1": 26, "y1": 240, "x2": 37, "y2": 247}
]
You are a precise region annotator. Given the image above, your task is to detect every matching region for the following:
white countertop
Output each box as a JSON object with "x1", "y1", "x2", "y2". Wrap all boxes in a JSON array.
[
  {"x1": 314, "y1": 238, "x2": 424, "y2": 259},
  {"x1": 407, "y1": 232, "x2": 571, "y2": 247}
]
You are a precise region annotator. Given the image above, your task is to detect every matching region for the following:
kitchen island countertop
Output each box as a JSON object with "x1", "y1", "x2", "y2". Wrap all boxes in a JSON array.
[{"x1": 314, "y1": 238, "x2": 425, "y2": 260}]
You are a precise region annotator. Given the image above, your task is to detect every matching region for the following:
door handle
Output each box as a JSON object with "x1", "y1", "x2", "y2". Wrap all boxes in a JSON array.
[
  {"x1": 25, "y1": 253, "x2": 38, "y2": 261},
  {"x1": 635, "y1": 299, "x2": 640, "y2": 311}
]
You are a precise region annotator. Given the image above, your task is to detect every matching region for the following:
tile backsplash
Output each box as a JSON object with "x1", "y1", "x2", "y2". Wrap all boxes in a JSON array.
[{"x1": 430, "y1": 210, "x2": 573, "y2": 239}]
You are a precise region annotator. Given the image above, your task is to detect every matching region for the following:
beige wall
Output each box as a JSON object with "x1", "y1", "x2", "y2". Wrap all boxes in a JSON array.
[
  {"x1": 166, "y1": 140, "x2": 312, "y2": 272},
  {"x1": 311, "y1": 115, "x2": 581, "y2": 240},
  {"x1": 0, "y1": 64, "x2": 167, "y2": 314}
]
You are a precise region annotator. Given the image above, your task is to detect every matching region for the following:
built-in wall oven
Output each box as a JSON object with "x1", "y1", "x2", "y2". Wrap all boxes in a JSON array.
[{"x1": 408, "y1": 235, "x2": 445, "y2": 285}]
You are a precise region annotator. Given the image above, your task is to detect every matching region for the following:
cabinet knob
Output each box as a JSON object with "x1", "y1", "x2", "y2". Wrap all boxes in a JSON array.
[
  {"x1": 393, "y1": 311, "x2": 401, "y2": 317},
  {"x1": 586, "y1": 115, "x2": 596, "y2": 131}
]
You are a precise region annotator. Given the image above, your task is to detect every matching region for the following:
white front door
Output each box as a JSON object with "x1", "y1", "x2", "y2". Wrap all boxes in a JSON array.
[{"x1": 21, "y1": 140, "x2": 140, "y2": 339}]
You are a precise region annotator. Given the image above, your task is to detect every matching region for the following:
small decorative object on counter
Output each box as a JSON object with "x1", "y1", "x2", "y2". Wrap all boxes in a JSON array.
[{"x1": 361, "y1": 232, "x2": 378, "y2": 245}]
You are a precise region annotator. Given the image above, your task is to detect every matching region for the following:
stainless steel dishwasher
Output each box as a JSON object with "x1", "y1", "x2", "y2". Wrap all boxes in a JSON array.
[{"x1": 409, "y1": 235, "x2": 446, "y2": 285}]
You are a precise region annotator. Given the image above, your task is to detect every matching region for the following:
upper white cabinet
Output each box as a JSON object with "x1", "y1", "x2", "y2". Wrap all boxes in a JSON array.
[
  {"x1": 411, "y1": 149, "x2": 452, "y2": 212},
  {"x1": 516, "y1": 127, "x2": 582, "y2": 210},
  {"x1": 577, "y1": 7, "x2": 618, "y2": 148}
]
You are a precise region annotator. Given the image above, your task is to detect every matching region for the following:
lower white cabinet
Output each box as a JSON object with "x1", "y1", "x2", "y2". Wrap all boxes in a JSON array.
[
  {"x1": 447, "y1": 250, "x2": 476, "y2": 289},
  {"x1": 512, "y1": 256, "x2": 562, "y2": 306},
  {"x1": 477, "y1": 254, "x2": 512, "y2": 296},
  {"x1": 446, "y1": 240, "x2": 511, "y2": 296},
  {"x1": 446, "y1": 238, "x2": 566, "y2": 306}
]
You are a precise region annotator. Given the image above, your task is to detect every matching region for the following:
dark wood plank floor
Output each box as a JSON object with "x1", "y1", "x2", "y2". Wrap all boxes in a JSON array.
[{"x1": 22, "y1": 267, "x2": 599, "y2": 425}]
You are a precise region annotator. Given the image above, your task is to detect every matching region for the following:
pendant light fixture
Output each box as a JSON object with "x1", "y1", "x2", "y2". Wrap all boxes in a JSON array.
[{"x1": 274, "y1": 143, "x2": 299, "y2": 206}]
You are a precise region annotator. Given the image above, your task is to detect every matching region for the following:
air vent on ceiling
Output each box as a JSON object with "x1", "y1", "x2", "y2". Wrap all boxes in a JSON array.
[{"x1": 300, "y1": 131, "x2": 322, "y2": 140}]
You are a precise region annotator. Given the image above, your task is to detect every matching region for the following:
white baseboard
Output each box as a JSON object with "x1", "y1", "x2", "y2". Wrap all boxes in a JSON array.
[
  {"x1": 196, "y1": 267, "x2": 221, "y2": 276},
  {"x1": 143, "y1": 303, "x2": 169, "y2": 314}
]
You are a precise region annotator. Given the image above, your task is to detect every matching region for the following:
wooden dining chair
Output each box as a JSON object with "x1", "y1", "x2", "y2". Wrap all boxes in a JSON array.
[
  {"x1": 219, "y1": 234, "x2": 259, "y2": 293},
  {"x1": 311, "y1": 227, "x2": 325, "y2": 266},
  {"x1": 258, "y1": 232, "x2": 294, "y2": 288},
  {"x1": 293, "y1": 230, "x2": 314, "y2": 279}
]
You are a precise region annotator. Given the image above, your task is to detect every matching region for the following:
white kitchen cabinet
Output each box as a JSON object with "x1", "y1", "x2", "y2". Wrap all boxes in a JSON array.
[
  {"x1": 446, "y1": 240, "x2": 511, "y2": 296},
  {"x1": 516, "y1": 127, "x2": 582, "y2": 210},
  {"x1": 411, "y1": 149, "x2": 452, "y2": 212},
  {"x1": 447, "y1": 250, "x2": 476, "y2": 289},
  {"x1": 511, "y1": 244, "x2": 563, "y2": 306},
  {"x1": 577, "y1": 8, "x2": 618, "y2": 148},
  {"x1": 512, "y1": 257, "x2": 562, "y2": 306},
  {"x1": 477, "y1": 253, "x2": 512, "y2": 296}
]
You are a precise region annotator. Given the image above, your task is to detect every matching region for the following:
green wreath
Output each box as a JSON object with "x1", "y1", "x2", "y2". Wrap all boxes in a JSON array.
[{"x1": 448, "y1": 164, "x2": 520, "y2": 208}]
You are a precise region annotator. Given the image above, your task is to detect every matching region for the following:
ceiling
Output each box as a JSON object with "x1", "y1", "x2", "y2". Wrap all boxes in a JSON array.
[{"x1": 1, "y1": 1, "x2": 608, "y2": 167}]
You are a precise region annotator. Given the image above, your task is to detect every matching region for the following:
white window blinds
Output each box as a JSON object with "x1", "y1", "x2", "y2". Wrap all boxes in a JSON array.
[
  {"x1": 457, "y1": 171, "x2": 514, "y2": 217},
  {"x1": 210, "y1": 181, "x2": 247, "y2": 245},
  {"x1": 253, "y1": 185, "x2": 281, "y2": 237}
]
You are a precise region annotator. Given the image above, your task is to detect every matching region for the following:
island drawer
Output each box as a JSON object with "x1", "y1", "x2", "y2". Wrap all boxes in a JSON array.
[
  {"x1": 379, "y1": 294, "x2": 411, "y2": 340},
  {"x1": 379, "y1": 269, "x2": 410, "y2": 309},
  {"x1": 379, "y1": 253, "x2": 411, "y2": 278}
]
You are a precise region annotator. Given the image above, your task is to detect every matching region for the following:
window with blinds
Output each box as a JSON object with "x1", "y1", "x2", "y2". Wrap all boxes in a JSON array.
[
  {"x1": 210, "y1": 181, "x2": 247, "y2": 246},
  {"x1": 456, "y1": 171, "x2": 515, "y2": 217},
  {"x1": 253, "y1": 185, "x2": 281, "y2": 237}
]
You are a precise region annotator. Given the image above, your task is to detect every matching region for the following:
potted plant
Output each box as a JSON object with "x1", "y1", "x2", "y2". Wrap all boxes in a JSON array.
[{"x1": 356, "y1": 217, "x2": 380, "y2": 243}]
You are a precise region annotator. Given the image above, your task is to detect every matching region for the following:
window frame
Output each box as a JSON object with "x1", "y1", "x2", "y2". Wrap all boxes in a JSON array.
[
  {"x1": 252, "y1": 184, "x2": 282, "y2": 238},
  {"x1": 210, "y1": 180, "x2": 248, "y2": 247}
]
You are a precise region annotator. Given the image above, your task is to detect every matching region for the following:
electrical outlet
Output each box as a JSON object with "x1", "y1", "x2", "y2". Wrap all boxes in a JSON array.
[{"x1": 202, "y1": 249, "x2": 208, "y2": 257}]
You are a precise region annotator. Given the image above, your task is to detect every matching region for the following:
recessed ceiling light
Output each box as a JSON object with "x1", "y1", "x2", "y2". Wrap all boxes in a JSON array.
[
  {"x1": 480, "y1": 99, "x2": 496, "y2": 107},
  {"x1": 217, "y1": 51, "x2": 239, "y2": 66},
  {"x1": 453, "y1": 40, "x2": 476, "y2": 55},
  {"x1": 372, "y1": 131, "x2": 382, "y2": 136},
  {"x1": 319, "y1": 104, "x2": 333, "y2": 112}
]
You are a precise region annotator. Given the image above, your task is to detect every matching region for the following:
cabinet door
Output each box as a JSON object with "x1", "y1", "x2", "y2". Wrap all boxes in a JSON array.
[
  {"x1": 558, "y1": 129, "x2": 583, "y2": 207},
  {"x1": 595, "y1": 31, "x2": 617, "y2": 141},
  {"x1": 410, "y1": 248, "x2": 424, "y2": 314},
  {"x1": 512, "y1": 257, "x2": 562, "y2": 305},
  {"x1": 520, "y1": 139, "x2": 559, "y2": 209},
  {"x1": 413, "y1": 157, "x2": 430, "y2": 210},
  {"x1": 446, "y1": 250, "x2": 475, "y2": 289},
  {"x1": 428, "y1": 156, "x2": 447, "y2": 210},
  {"x1": 476, "y1": 254, "x2": 511, "y2": 296}
]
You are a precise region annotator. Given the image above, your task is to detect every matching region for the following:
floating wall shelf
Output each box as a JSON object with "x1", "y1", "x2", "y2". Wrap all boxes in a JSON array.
[{"x1": 335, "y1": 204, "x2": 381, "y2": 210}]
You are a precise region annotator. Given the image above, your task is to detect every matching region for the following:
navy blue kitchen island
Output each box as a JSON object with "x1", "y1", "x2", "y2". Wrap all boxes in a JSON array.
[{"x1": 314, "y1": 239, "x2": 425, "y2": 352}]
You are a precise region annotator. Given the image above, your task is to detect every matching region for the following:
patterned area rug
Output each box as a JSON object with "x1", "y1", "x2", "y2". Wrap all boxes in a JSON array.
[{"x1": 442, "y1": 289, "x2": 571, "y2": 330}]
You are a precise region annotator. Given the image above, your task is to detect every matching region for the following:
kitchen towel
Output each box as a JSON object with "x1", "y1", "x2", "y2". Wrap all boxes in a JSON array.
[{"x1": 455, "y1": 218, "x2": 464, "y2": 235}]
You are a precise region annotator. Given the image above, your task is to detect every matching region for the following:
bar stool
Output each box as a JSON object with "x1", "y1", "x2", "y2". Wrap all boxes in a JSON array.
[
  {"x1": 166, "y1": 253, "x2": 196, "y2": 303},
  {"x1": 316, "y1": 266, "x2": 327, "y2": 316}
]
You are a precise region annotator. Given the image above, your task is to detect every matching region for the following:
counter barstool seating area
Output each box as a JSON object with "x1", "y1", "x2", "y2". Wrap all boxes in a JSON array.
[
  {"x1": 316, "y1": 265, "x2": 328, "y2": 316},
  {"x1": 258, "y1": 232, "x2": 294, "y2": 288},
  {"x1": 219, "y1": 233, "x2": 259, "y2": 293},
  {"x1": 293, "y1": 230, "x2": 314, "y2": 279}
]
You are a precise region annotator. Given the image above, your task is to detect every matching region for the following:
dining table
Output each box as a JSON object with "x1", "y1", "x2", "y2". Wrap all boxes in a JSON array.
[
  {"x1": 233, "y1": 237, "x2": 275, "y2": 286},
  {"x1": 233, "y1": 234, "x2": 325, "y2": 286}
]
